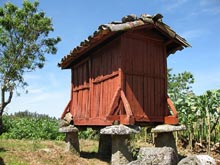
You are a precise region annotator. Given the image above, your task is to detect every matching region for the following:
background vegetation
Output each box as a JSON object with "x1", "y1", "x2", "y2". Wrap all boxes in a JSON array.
[
  {"x1": 0, "y1": 110, "x2": 98, "y2": 141},
  {"x1": 0, "y1": 69, "x2": 219, "y2": 156},
  {"x1": 168, "y1": 69, "x2": 220, "y2": 153}
]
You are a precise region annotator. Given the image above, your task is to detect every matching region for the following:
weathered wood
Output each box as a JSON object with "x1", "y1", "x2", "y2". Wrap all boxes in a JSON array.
[
  {"x1": 72, "y1": 85, "x2": 89, "y2": 92},
  {"x1": 60, "y1": 19, "x2": 188, "y2": 125},
  {"x1": 61, "y1": 100, "x2": 71, "y2": 119},
  {"x1": 167, "y1": 97, "x2": 178, "y2": 117},
  {"x1": 120, "y1": 90, "x2": 133, "y2": 116},
  {"x1": 108, "y1": 87, "x2": 121, "y2": 116}
]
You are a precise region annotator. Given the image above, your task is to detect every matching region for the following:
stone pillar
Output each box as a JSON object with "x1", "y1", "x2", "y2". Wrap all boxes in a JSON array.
[
  {"x1": 98, "y1": 134, "x2": 112, "y2": 161},
  {"x1": 100, "y1": 125, "x2": 140, "y2": 165},
  {"x1": 111, "y1": 134, "x2": 133, "y2": 164},
  {"x1": 155, "y1": 132, "x2": 177, "y2": 153},
  {"x1": 59, "y1": 125, "x2": 80, "y2": 155},
  {"x1": 151, "y1": 124, "x2": 186, "y2": 155}
]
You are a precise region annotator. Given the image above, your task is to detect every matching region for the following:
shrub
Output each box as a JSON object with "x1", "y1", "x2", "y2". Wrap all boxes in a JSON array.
[{"x1": 1, "y1": 112, "x2": 65, "y2": 140}]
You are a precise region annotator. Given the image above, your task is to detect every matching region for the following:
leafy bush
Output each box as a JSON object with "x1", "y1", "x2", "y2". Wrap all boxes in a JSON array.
[
  {"x1": 79, "y1": 128, "x2": 99, "y2": 140},
  {"x1": 1, "y1": 112, "x2": 65, "y2": 140}
]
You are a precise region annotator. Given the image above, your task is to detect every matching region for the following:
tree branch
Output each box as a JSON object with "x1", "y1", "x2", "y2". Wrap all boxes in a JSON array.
[
  {"x1": 0, "y1": 85, "x2": 13, "y2": 116},
  {"x1": 5, "y1": 88, "x2": 13, "y2": 105}
]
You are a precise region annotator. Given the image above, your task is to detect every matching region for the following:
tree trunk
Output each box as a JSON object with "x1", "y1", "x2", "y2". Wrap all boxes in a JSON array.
[
  {"x1": 0, "y1": 87, "x2": 13, "y2": 134},
  {"x1": 0, "y1": 114, "x2": 3, "y2": 135},
  {"x1": 206, "y1": 108, "x2": 211, "y2": 155}
]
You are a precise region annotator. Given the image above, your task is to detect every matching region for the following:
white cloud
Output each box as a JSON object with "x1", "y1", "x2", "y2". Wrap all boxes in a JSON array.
[
  {"x1": 28, "y1": 88, "x2": 43, "y2": 94},
  {"x1": 201, "y1": 6, "x2": 220, "y2": 15},
  {"x1": 181, "y1": 29, "x2": 208, "y2": 40},
  {"x1": 164, "y1": 0, "x2": 189, "y2": 11},
  {"x1": 199, "y1": 0, "x2": 220, "y2": 15},
  {"x1": 7, "y1": 89, "x2": 70, "y2": 118},
  {"x1": 24, "y1": 74, "x2": 41, "y2": 81},
  {"x1": 6, "y1": 70, "x2": 71, "y2": 118}
]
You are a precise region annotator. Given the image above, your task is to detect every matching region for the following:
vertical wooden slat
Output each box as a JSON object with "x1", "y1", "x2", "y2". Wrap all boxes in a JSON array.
[
  {"x1": 163, "y1": 46, "x2": 169, "y2": 116},
  {"x1": 143, "y1": 77, "x2": 149, "y2": 115},
  {"x1": 149, "y1": 77, "x2": 155, "y2": 117},
  {"x1": 125, "y1": 75, "x2": 133, "y2": 114},
  {"x1": 133, "y1": 76, "x2": 144, "y2": 116}
]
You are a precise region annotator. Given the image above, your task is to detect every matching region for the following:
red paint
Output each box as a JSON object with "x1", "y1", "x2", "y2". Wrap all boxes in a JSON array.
[{"x1": 61, "y1": 28, "x2": 181, "y2": 126}]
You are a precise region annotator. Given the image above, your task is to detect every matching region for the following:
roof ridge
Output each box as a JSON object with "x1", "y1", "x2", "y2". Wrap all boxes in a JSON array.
[{"x1": 58, "y1": 13, "x2": 190, "y2": 69}]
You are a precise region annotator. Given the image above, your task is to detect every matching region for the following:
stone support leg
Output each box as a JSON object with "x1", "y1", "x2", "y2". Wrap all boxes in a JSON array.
[
  {"x1": 154, "y1": 132, "x2": 177, "y2": 154},
  {"x1": 151, "y1": 124, "x2": 186, "y2": 162},
  {"x1": 100, "y1": 124, "x2": 140, "y2": 165},
  {"x1": 59, "y1": 125, "x2": 80, "y2": 155},
  {"x1": 98, "y1": 134, "x2": 112, "y2": 160},
  {"x1": 65, "y1": 131, "x2": 80, "y2": 154},
  {"x1": 111, "y1": 134, "x2": 133, "y2": 165}
]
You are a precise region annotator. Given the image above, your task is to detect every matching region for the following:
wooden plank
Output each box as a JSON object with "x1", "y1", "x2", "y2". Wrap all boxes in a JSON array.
[
  {"x1": 135, "y1": 115, "x2": 164, "y2": 122},
  {"x1": 122, "y1": 36, "x2": 133, "y2": 73},
  {"x1": 72, "y1": 91, "x2": 77, "y2": 117},
  {"x1": 73, "y1": 67, "x2": 78, "y2": 87},
  {"x1": 93, "y1": 71, "x2": 119, "y2": 84},
  {"x1": 120, "y1": 90, "x2": 133, "y2": 116},
  {"x1": 84, "y1": 89, "x2": 90, "y2": 119},
  {"x1": 163, "y1": 46, "x2": 169, "y2": 116},
  {"x1": 132, "y1": 75, "x2": 144, "y2": 117},
  {"x1": 106, "y1": 115, "x2": 120, "y2": 121},
  {"x1": 154, "y1": 78, "x2": 160, "y2": 117},
  {"x1": 125, "y1": 30, "x2": 165, "y2": 43},
  {"x1": 133, "y1": 36, "x2": 144, "y2": 74},
  {"x1": 81, "y1": 88, "x2": 86, "y2": 118},
  {"x1": 81, "y1": 88, "x2": 88, "y2": 119},
  {"x1": 74, "y1": 118, "x2": 112, "y2": 126},
  {"x1": 99, "y1": 82, "x2": 103, "y2": 117},
  {"x1": 91, "y1": 54, "x2": 101, "y2": 118},
  {"x1": 93, "y1": 84, "x2": 100, "y2": 118},
  {"x1": 167, "y1": 97, "x2": 178, "y2": 117},
  {"x1": 61, "y1": 100, "x2": 71, "y2": 119},
  {"x1": 143, "y1": 40, "x2": 150, "y2": 75},
  {"x1": 125, "y1": 74, "x2": 133, "y2": 114},
  {"x1": 143, "y1": 77, "x2": 150, "y2": 116},
  {"x1": 77, "y1": 90, "x2": 83, "y2": 118},
  {"x1": 149, "y1": 77, "x2": 155, "y2": 118},
  {"x1": 111, "y1": 39, "x2": 120, "y2": 71},
  {"x1": 107, "y1": 87, "x2": 121, "y2": 116},
  {"x1": 78, "y1": 65, "x2": 83, "y2": 86},
  {"x1": 73, "y1": 85, "x2": 89, "y2": 92}
]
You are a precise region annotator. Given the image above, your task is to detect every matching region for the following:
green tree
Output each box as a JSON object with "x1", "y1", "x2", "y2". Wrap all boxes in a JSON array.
[
  {"x1": 168, "y1": 69, "x2": 220, "y2": 149},
  {"x1": 168, "y1": 69, "x2": 197, "y2": 149},
  {"x1": 0, "y1": 0, "x2": 61, "y2": 133},
  {"x1": 168, "y1": 69, "x2": 197, "y2": 126},
  {"x1": 168, "y1": 68, "x2": 195, "y2": 103}
]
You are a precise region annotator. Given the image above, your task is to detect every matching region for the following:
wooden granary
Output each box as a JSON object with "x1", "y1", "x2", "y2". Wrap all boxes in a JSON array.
[{"x1": 58, "y1": 14, "x2": 190, "y2": 127}]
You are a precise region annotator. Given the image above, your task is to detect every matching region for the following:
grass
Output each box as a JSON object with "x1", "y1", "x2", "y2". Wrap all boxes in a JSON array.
[
  {"x1": 1, "y1": 137, "x2": 219, "y2": 164},
  {"x1": 0, "y1": 139, "x2": 108, "y2": 165}
]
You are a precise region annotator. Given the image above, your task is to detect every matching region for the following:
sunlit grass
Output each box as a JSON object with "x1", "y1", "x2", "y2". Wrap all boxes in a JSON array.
[{"x1": 0, "y1": 139, "x2": 108, "y2": 165}]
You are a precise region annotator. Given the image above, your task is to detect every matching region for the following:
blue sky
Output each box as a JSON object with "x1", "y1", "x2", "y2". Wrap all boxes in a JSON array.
[{"x1": 1, "y1": 0, "x2": 220, "y2": 118}]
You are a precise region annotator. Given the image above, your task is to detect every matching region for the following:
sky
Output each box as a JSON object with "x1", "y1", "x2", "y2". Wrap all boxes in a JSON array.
[{"x1": 1, "y1": 0, "x2": 220, "y2": 118}]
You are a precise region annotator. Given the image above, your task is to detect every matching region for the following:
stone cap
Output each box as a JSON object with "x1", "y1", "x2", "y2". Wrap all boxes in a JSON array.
[
  {"x1": 151, "y1": 124, "x2": 186, "y2": 133},
  {"x1": 58, "y1": 125, "x2": 79, "y2": 133},
  {"x1": 100, "y1": 124, "x2": 140, "y2": 135}
]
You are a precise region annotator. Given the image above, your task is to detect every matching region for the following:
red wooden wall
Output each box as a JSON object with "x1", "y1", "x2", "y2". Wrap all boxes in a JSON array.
[
  {"x1": 68, "y1": 29, "x2": 170, "y2": 126},
  {"x1": 121, "y1": 32, "x2": 169, "y2": 123},
  {"x1": 70, "y1": 38, "x2": 121, "y2": 125}
]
